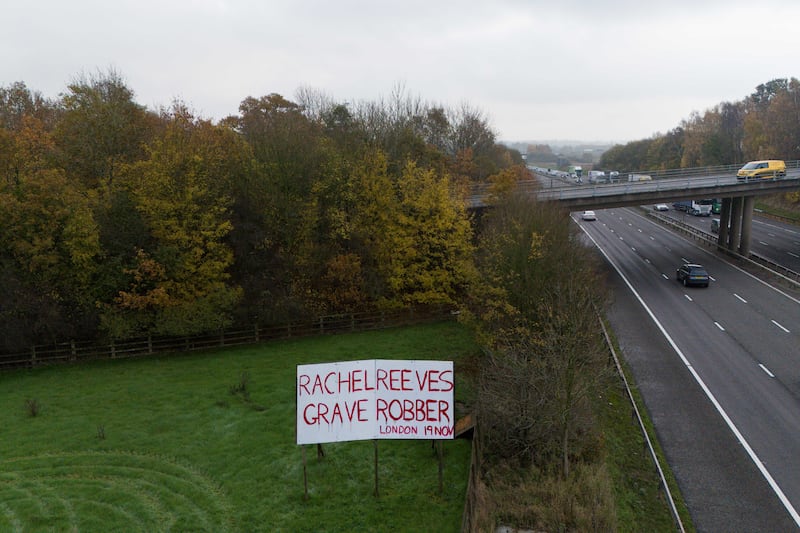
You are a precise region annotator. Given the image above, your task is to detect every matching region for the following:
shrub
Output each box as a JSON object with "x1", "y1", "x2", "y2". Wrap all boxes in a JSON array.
[{"x1": 24, "y1": 398, "x2": 41, "y2": 417}]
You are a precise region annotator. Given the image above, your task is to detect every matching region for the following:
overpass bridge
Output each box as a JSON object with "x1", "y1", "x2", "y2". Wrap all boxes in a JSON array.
[{"x1": 469, "y1": 161, "x2": 800, "y2": 257}]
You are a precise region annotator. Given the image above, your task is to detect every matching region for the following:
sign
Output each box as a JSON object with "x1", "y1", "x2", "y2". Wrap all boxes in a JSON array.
[{"x1": 296, "y1": 359, "x2": 454, "y2": 445}]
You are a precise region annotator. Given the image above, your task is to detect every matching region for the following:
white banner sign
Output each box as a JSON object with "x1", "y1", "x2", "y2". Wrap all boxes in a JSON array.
[{"x1": 296, "y1": 359, "x2": 454, "y2": 444}]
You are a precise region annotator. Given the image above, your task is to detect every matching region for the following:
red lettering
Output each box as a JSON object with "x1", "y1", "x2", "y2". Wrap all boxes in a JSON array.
[
  {"x1": 298, "y1": 374, "x2": 311, "y2": 396},
  {"x1": 324, "y1": 371, "x2": 337, "y2": 394},
  {"x1": 439, "y1": 370, "x2": 454, "y2": 392},
  {"x1": 351, "y1": 370, "x2": 363, "y2": 392},
  {"x1": 345, "y1": 398, "x2": 368, "y2": 422},
  {"x1": 415, "y1": 370, "x2": 428, "y2": 390},
  {"x1": 438, "y1": 400, "x2": 450, "y2": 423},
  {"x1": 376, "y1": 368, "x2": 388, "y2": 390},
  {"x1": 415, "y1": 369, "x2": 454, "y2": 392},
  {"x1": 375, "y1": 398, "x2": 450, "y2": 423}
]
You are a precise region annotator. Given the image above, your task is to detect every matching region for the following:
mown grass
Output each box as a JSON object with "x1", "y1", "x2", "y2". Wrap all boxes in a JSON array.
[
  {"x1": 0, "y1": 321, "x2": 479, "y2": 532},
  {"x1": 1, "y1": 320, "x2": 686, "y2": 532}
]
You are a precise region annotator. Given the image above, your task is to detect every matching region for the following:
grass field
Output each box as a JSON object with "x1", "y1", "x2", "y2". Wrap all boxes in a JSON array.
[
  {"x1": 0, "y1": 320, "x2": 687, "y2": 532},
  {"x1": 0, "y1": 321, "x2": 479, "y2": 532}
]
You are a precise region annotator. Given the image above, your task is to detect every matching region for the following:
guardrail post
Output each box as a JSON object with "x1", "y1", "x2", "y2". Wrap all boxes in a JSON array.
[
  {"x1": 254, "y1": 323, "x2": 259, "y2": 342},
  {"x1": 147, "y1": 334, "x2": 153, "y2": 354},
  {"x1": 70, "y1": 340, "x2": 76, "y2": 362}
]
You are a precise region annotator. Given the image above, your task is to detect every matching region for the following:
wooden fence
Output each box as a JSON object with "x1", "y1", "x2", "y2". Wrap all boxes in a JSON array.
[{"x1": 0, "y1": 307, "x2": 455, "y2": 371}]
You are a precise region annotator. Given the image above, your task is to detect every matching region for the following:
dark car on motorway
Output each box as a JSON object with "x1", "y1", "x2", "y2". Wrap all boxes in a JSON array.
[{"x1": 676, "y1": 263, "x2": 709, "y2": 287}]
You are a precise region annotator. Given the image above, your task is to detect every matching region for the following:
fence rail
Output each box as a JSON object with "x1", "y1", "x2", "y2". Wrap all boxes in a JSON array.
[{"x1": 0, "y1": 307, "x2": 455, "y2": 371}]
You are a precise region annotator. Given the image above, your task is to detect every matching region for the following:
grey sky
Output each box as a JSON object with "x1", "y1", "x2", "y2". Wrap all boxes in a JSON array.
[{"x1": 4, "y1": 0, "x2": 799, "y2": 142}]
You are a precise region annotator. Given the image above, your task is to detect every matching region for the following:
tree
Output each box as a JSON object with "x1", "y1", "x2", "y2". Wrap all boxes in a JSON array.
[
  {"x1": 382, "y1": 161, "x2": 476, "y2": 307},
  {"x1": 53, "y1": 69, "x2": 156, "y2": 188},
  {"x1": 0, "y1": 163, "x2": 100, "y2": 349},
  {"x1": 103, "y1": 106, "x2": 242, "y2": 338},
  {"x1": 231, "y1": 93, "x2": 326, "y2": 321},
  {"x1": 465, "y1": 194, "x2": 608, "y2": 474}
]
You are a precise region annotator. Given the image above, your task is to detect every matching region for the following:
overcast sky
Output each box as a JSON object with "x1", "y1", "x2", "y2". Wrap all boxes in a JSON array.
[{"x1": 4, "y1": 0, "x2": 799, "y2": 143}]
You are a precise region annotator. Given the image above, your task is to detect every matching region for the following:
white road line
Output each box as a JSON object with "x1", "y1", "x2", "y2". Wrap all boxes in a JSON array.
[
  {"x1": 577, "y1": 224, "x2": 800, "y2": 528},
  {"x1": 709, "y1": 276, "x2": 716, "y2": 282},
  {"x1": 759, "y1": 364, "x2": 775, "y2": 378},
  {"x1": 632, "y1": 247, "x2": 636, "y2": 252},
  {"x1": 734, "y1": 294, "x2": 748, "y2": 303},
  {"x1": 662, "y1": 273, "x2": 669, "y2": 280},
  {"x1": 684, "y1": 294, "x2": 693, "y2": 302},
  {"x1": 771, "y1": 320, "x2": 790, "y2": 333},
  {"x1": 789, "y1": 252, "x2": 799, "y2": 259},
  {"x1": 759, "y1": 241, "x2": 769, "y2": 246},
  {"x1": 638, "y1": 229, "x2": 643, "y2": 232},
  {"x1": 714, "y1": 322, "x2": 725, "y2": 331},
  {"x1": 645, "y1": 258, "x2": 651, "y2": 264}
]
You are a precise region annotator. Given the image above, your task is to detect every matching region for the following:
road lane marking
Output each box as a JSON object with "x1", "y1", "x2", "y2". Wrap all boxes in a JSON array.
[
  {"x1": 650, "y1": 236, "x2": 655, "y2": 240},
  {"x1": 734, "y1": 293, "x2": 748, "y2": 303},
  {"x1": 789, "y1": 252, "x2": 799, "y2": 259},
  {"x1": 662, "y1": 273, "x2": 669, "y2": 280},
  {"x1": 714, "y1": 322, "x2": 725, "y2": 331},
  {"x1": 759, "y1": 241, "x2": 769, "y2": 246},
  {"x1": 709, "y1": 276, "x2": 716, "y2": 282},
  {"x1": 577, "y1": 223, "x2": 800, "y2": 528},
  {"x1": 684, "y1": 294, "x2": 693, "y2": 301},
  {"x1": 759, "y1": 364, "x2": 775, "y2": 378},
  {"x1": 631, "y1": 247, "x2": 636, "y2": 252},
  {"x1": 771, "y1": 320, "x2": 790, "y2": 333},
  {"x1": 645, "y1": 258, "x2": 651, "y2": 264}
]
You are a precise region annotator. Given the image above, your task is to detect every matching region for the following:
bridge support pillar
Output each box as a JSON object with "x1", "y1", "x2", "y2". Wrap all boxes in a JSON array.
[
  {"x1": 728, "y1": 197, "x2": 743, "y2": 252},
  {"x1": 739, "y1": 196, "x2": 755, "y2": 256},
  {"x1": 718, "y1": 197, "x2": 732, "y2": 251}
]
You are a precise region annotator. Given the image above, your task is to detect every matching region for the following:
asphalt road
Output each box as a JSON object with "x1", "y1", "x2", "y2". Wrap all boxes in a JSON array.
[
  {"x1": 659, "y1": 206, "x2": 800, "y2": 273},
  {"x1": 577, "y1": 207, "x2": 800, "y2": 532}
]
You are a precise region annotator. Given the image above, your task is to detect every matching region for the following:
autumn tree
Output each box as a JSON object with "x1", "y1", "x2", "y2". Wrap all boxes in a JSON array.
[
  {"x1": 229, "y1": 93, "x2": 328, "y2": 321},
  {"x1": 0, "y1": 119, "x2": 100, "y2": 349},
  {"x1": 381, "y1": 161, "x2": 476, "y2": 307},
  {"x1": 465, "y1": 195, "x2": 609, "y2": 474},
  {"x1": 102, "y1": 105, "x2": 243, "y2": 338},
  {"x1": 53, "y1": 69, "x2": 157, "y2": 188}
]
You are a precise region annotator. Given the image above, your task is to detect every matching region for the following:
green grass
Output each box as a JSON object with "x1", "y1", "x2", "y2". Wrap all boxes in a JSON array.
[
  {"x1": 0, "y1": 321, "x2": 479, "y2": 532},
  {"x1": 1, "y1": 320, "x2": 687, "y2": 532},
  {"x1": 600, "y1": 345, "x2": 695, "y2": 533}
]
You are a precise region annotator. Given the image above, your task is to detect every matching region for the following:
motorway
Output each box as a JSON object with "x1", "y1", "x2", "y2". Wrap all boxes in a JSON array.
[
  {"x1": 659, "y1": 205, "x2": 800, "y2": 274},
  {"x1": 576, "y1": 207, "x2": 800, "y2": 532}
]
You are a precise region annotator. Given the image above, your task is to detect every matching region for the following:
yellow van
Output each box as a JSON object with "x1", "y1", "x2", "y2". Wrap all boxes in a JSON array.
[{"x1": 736, "y1": 160, "x2": 786, "y2": 180}]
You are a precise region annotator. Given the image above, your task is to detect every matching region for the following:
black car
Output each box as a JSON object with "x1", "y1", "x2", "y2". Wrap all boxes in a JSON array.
[{"x1": 676, "y1": 263, "x2": 709, "y2": 287}]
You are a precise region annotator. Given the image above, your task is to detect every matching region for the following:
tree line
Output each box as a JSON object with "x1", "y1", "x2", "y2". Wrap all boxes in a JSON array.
[
  {"x1": 600, "y1": 78, "x2": 800, "y2": 180},
  {"x1": 0, "y1": 71, "x2": 524, "y2": 352}
]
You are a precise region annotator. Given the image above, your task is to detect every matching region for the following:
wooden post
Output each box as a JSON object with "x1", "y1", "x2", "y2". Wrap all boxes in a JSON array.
[
  {"x1": 374, "y1": 440, "x2": 379, "y2": 497},
  {"x1": 437, "y1": 440, "x2": 444, "y2": 495},
  {"x1": 302, "y1": 445, "x2": 309, "y2": 501}
]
